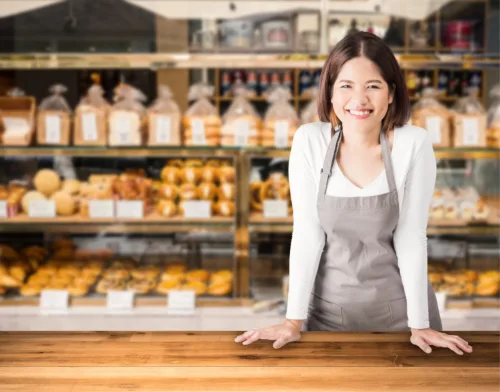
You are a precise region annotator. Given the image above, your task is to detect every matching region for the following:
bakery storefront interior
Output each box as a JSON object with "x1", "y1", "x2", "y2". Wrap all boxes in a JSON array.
[{"x1": 0, "y1": 0, "x2": 499, "y2": 335}]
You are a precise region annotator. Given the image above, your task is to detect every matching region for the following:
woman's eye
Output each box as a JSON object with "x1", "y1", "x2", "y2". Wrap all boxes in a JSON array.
[
  {"x1": 368, "y1": 85, "x2": 380, "y2": 89},
  {"x1": 340, "y1": 85, "x2": 350, "y2": 88}
]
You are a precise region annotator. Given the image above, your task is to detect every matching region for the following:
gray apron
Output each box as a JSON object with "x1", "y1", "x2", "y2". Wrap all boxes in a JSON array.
[{"x1": 306, "y1": 125, "x2": 442, "y2": 332}]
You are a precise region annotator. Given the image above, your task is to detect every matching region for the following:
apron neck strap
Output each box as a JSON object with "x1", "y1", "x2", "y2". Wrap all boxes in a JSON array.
[{"x1": 317, "y1": 125, "x2": 398, "y2": 209}]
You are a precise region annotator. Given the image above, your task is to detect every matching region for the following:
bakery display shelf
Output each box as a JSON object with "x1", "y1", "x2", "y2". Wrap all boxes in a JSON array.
[
  {"x1": 0, "y1": 146, "x2": 241, "y2": 158},
  {"x1": 0, "y1": 53, "x2": 498, "y2": 70},
  {"x1": 0, "y1": 215, "x2": 235, "y2": 234},
  {"x1": 248, "y1": 213, "x2": 500, "y2": 235},
  {"x1": 0, "y1": 296, "x2": 253, "y2": 308}
]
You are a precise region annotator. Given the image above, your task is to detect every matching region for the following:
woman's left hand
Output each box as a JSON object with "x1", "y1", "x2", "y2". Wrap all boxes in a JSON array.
[{"x1": 410, "y1": 328, "x2": 473, "y2": 355}]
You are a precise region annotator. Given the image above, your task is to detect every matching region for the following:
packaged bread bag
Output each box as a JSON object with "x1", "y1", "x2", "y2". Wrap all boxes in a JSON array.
[
  {"x1": 183, "y1": 83, "x2": 221, "y2": 146},
  {"x1": 108, "y1": 83, "x2": 146, "y2": 146},
  {"x1": 147, "y1": 85, "x2": 181, "y2": 146},
  {"x1": 221, "y1": 86, "x2": 261, "y2": 147},
  {"x1": 451, "y1": 87, "x2": 487, "y2": 148},
  {"x1": 300, "y1": 86, "x2": 320, "y2": 124},
  {"x1": 486, "y1": 84, "x2": 500, "y2": 148},
  {"x1": 0, "y1": 87, "x2": 36, "y2": 146},
  {"x1": 411, "y1": 87, "x2": 452, "y2": 148},
  {"x1": 74, "y1": 83, "x2": 110, "y2": 146},
  {"x1": 263, "y1": 87, "x2": 300, "y2": 148},
  {"x1": 37, "y1": 84, "x2": 72, "y2": 146}
]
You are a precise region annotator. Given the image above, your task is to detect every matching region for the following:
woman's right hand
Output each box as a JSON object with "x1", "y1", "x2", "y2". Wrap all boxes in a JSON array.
[{"x1": 234, "y1": 319, "x2": 302, "y2": 349}]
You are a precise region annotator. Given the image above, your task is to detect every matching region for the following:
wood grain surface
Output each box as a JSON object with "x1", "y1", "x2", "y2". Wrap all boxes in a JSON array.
[{"x1": 0, "y1": 331, "x2": 498, "y2": 392}]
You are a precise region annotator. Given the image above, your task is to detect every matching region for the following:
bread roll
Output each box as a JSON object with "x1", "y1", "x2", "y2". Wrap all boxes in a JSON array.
[
  {"x1": 62, "y1": 179, "x2": 81, "y2": 195},
  {"x1": 33, "y1": 169, "x2": 61, "y2": 196},
  {"x1": 198, "y1": 182, "x2": 217, "y2": 201},
  {"x1": 160, "y1": 167, "x2": 181, "y2": 184},
  {"x1": 51, "y1": 191, "x2": 76, "y2": 216}
]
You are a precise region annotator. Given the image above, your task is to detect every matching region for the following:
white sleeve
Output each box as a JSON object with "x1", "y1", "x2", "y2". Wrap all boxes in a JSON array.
[
  {"x1": 285, "y1": 127, "x2": 325, "y2": 320},
  {"x1": 393, "y1": 133, "x2": 436, "y2": 329}
]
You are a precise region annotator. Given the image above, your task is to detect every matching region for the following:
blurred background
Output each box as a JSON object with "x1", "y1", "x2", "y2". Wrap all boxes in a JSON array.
[{"x1": 0, "y1": 0, "x2": 498, "y2": 331}]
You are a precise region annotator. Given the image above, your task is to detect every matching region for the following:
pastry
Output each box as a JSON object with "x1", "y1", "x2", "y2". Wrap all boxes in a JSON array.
[
  {"x1": 51, "y1": 191, "x2": 77, "y2": 216},
  {"x1": 182, "y1": 167, "x2": 200, "y2": 184},
  {"x1": 210, "y1": 270, "x2": 234, "y2": 284},
  {"x1": 166, "y1": 159, "x2": 184, "y2": 168},
  {"x1": 250, "y1": 181, "x2": 263, "y2": 212},
  {"x1": 218, "y1": 183, "x2": 235, "y2": 201},
  {"x1": 28, "y1": 274, "x2": 50, "y2": 286},
  {"x1": 198, "y1": 182, "x2": 217, "y2": 201},
  {"x1": 208, "y1": 281, "x2": 232, "y2": 296},
  {"x1": 96, "y1": 278, "x2": 126, "y2": 294},
  {"x1": 9, "y1": 266, "x2": 26, "y2": 283},
  {"x1": 0, "y1": 274, "x2": 22, "y2": 288},
  {"x1": 131, "y1": 266, "x2": 160, "y2": 280},
  {"x1": 475, "y1": 282, "x2": 499, "y2": 296},
  {"x1": 205, "y1": 159, "x2": 221, "y2": 168},
  {"x1": 166, "y1": 263, "x2": 187, "y2": 274},
  {"x1": 127, "y1": 278, "x2": 156, "y2": 294},
  {"x1": 156, "y1": 279, "x2": 180, "y2": 294},
  {"x1": 20, "y1": 284, "x2": 42, "y2": 297},
  {"x1": 179, "y1": 280, "x2": 207, "y2": 296},
  {"x1": 200, "y1": 166, "x2": 218, "y2": 183},
  {"x1": 0, "y1": 245, "x2": 19, "y2": 260},
  {"x1": 185, "y1": 159, "x2": 203, "y2": 168},
  {"x1": 61, "y1": 179, "x2": 81, "y2": 195},
  {"x1": 473, "y1": 200, "x2": 490, "y2": 220},
  {"x1": 160, "y1": 166, "x2": 181, "y2": 184},
  {"x1": 160, "y1": 271, "x2": 185, "y2": 283},
  {"x1": 103, "y1": 268, "x2": 130, "y2": 280},
  {"x1": 185, "y1": 269, "x2": 210, "y2": 283},
  {"x1": 156, "y1": 200, "x2": 177, "y2": 217},
  {"x1": 179, "y1": 184, "x2": 199, "y2": 201},
  {"x1": 67, "y1": 283, "x2": 89, "y2": 297},
  {"x1": 158, "y1": 184, "x2": 178, "y2": 200},
  {"x1": 218, "y1": 166, "x2": 235, "y2": 183},
  {"x1": 45, "y1": 281, "x2": 68, "y2": 290},
  {"x1": 215, "y1": 201, "x2": 235, "y2": 217},
  {"x1": 33, "y1": 169, "x2": 61, "y2": 197}
]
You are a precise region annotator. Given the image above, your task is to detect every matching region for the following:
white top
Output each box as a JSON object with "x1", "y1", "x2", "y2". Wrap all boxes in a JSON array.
[{"x1": 285, "y1": 122, "x2": 436, "y2": 329}]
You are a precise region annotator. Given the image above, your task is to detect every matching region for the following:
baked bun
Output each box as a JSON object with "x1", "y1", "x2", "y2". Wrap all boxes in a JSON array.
[
  {"x1": 218, "y1": 166, "x2": 235, "y2": 183},
  {"x1": 198, "y1": 182, "x2": 217, "y2": 201},
  {"x1": 156, "y1": 279, "x2": 180, "y2": 294},
  {"x1": 61, "y1": 179, "x2": 81, "y2": 195},
  {"x1": 34, "y1": 169, "x2": 61, "y2": 196},
  {"x1": 200, "y1": 166, "x2": 218, "y2": 183},
  {"x1": 182, "y1": 167, "x2": 200, "y2": 184},
  {"x1": 156, "y1": 200, "x2": 177, "y2": 217},
  {"x1": 51, "y1": 191, "x2": 76, "y2": 216},
  {"x1": 160, "y1": 166, "x2": 181, "y2": 184},
  {"x1": 215, "y1": 201, "x2": 235, "y2": 217},
  {"x1": 179, "y1": 184, "x2": 199, "y2": 201},
  {"x1": 218, "y1": 183, "x2": 235, "y2": 201},
  {"x1": 185, "y1": 269, "x2": 210, "y2": 283},
  {"x1": 179, "y1": 280, "x2": 207, "y2": 296},
  {"x1": 158, "y1": 183, "x2": 178, "y2": 200},
  {"x1": 208, "y1": 281, "x2": 232, "y2": 296},
  {"x1": 20, "y1": 284, "x2": 42, "y2": 297}
]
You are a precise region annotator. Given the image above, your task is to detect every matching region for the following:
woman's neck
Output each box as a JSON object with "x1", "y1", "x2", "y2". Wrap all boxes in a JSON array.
[{"x1": 338, "y1": 124, "x2": 381, "y2": 149}]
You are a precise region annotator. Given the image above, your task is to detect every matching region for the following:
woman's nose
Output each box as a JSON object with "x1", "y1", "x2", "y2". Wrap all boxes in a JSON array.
[{"x1": 349, "y1": 88, "x2": 369, "y2": 105}]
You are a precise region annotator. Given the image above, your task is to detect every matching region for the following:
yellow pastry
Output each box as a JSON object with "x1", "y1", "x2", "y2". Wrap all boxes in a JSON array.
[
  {"x1": 198, "y1": 182, "x2": 217, "y2": 201},
  {"x1": 182, "y1": 167, "x2": 200, "y2": 184},
  {"x1": 9, "y1": 266, "x2": 26, "y2": 283},
  {"x1": 96, "y1": 278, "x2": 126, "y2": 294},
  {"x1": 210, "y1": 270, "x2": 234, "y2": 284},
  {"x1": 160, "y1": 271, "x2": 185, "y2": 283},
  {"x1": 131, "y1": 268, "x2": 160, "y2": 280},
  {"x1": 156, "y1": 279, "x2": 180, "y2": 294},
  {"x1": 200, "y1": 166, "x2": 218, "y2": 183},
  {"x1": 185, "y1": 269, "x2": 210, "y2": 283},
  {"x1": 20, "y1": 284, "x2": 42, "y2": 297},
  {"x1": 67, "y1": 283, "x2": 89, "y2": 297},
  {"x1": 156, "y1": 200, "x2": 177, "y2": 217},
  {"x1": 33, "y1": 169, "x2": 61, "y2": 197},
  {"x1": 127, "y1": 279, "x2": 155, "y2": 294},
  {"x1": 51, "y1": 191, "x2": 76, "y2": 216},
  {"x1": 179, "y1": 280, "x2": 206, "y2": 296},
  {"x1": 103, "y1": 269, "x2": 130, "y2": 280},
  {"x1": 158, "y1": 183, "x2": 178, "y2": 200},
  {"x1": 208, "y1": 281, "x2": 232, "y2": 296},
  {"x1": 0, "y1": 274, "x2": 22, "y2": 288},
  {"x1": 218, "y1": 183, "x2": 235, "y2": 201},
  {"x1": 218, "y1": 166, "x2": 235, "y2": 183},
  {"x1": 166, "y1": 263, "x2": 187, "y2": 274}
]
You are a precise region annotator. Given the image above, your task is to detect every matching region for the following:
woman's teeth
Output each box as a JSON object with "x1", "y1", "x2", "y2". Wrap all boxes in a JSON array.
[{"x1": 348, "y1": 110, "x2": 371, "y2": 115}]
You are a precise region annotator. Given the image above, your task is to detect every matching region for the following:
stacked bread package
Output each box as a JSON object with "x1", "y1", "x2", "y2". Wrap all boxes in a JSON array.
[
  {"x1": 300, "y1": 86, "x2": 320, "y2": 124},
  {"x1": 37, "y1": 84, "x2": 72, "y2": 146},
  {"x1": 74, "y1": 82, "x2": 110, "y2": 146},
  {"x1": 108, "y1": 83, "x2": 146, "y2": 146},
  {"x1": 183, "y1": 84, "x2": 221, "y2": 146},
  {"x1": 221, "y1": 86, "x2": 261, "y2": 147},
  {"x1": 486, "y1": 84, "x2": 500, "y2": 148},
  {"x1": 263, "y1": 87, "x2": 300, "y2": 148},
  {"x1": 412, "y1": 87, "x2": 452, "y2": 148},
  {"x1": 147, "y1": 85, "x2": 181, "y2": 146},
  {"x1": 451, "y1": 87, "x2": 487, "y2": 148}
]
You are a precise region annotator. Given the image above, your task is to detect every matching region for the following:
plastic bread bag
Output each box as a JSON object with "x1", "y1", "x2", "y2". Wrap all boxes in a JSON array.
[
  {"x1": 451, "y1": 87, "x2": 487, "y2": 147},
  {"x1": 300, "y1": 86, "x2": 320, "y2": 124},
  {"x1": 263, "y1": 86, "x2": 300, "y2": 148},
  {"x1": 37, "y1": 84, "x2": 72, "y2": 145},
  {"x1": 411, "y1": 87, "x2": 452, "y2": 147},
  {"x1": 221, "y1": 86, "x2": 261, "y2": 147},
  {"x1": 1, "y1": 87, "x2": 35, "y2": 146},
  {"x1": 75, "y1": 83, "x2": 110, "y2": 146},
  {"x1": 486, "y1": 84, "x2": 500, "y2": 147},
  {"x1": 108, "y1": 83, "x2": 147, "y2": 146},
  {"x1": 183, "y1": 83, "x2": 220, "y2": 146},
  {"x1": 147, "y1": 85, "x2": 181, "y2": 146}
]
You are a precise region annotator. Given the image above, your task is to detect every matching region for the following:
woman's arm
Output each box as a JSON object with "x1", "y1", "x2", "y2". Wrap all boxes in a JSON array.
[
  {"x1": 393, "y1": 133, "x2": 436, "y2": 329},
  {"x1": 285, "y1": 126, "x2": 325, "y2": 322}
]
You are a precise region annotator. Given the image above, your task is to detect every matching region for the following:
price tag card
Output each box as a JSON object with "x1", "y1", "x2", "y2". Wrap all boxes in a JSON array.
[
  {"x1": 274, "y1": 120, "x2": 289, "y2": 148},
  {"x1": 183, "y1": 200, "x2": 211, "y2": 219},
  {"x1": 116, "y1": 200, "x2": 143, "y2": 219},
  {"x1": 28, "y1": 200, "x2": 56, "y2": 218},
  {"x1": 106, "y1": 290, "x2": 135, "y2": 310},
  {"x1": 3, "y1": 117, "x2": 30, "y2": 133},
  {"x1": 40, "y1": 290, "x2": 69, "y2": 314},
  {"x1": 0, "y1": 201, "x2": 7, "y2": 218},
  {"x1": 89, "y1": 200, "x2": 115, "y2": 219},
  {"x1": 235, "y1": 119, "x2": 250, "y2": 147},
  {"x1": 156, "y1": 115, "x2": 172, "y2": 143},
  {"x1": 263, "y1": 199, "x2": 289, "y2": 218},
  {"x1": 113, "y1": 116, "x2": 132, "y2": 145},
  {"x1": 45, "y1": 115, "x2": 61, "y2": 144},
  {"x1": 82, "y1": 112, "x2": 98, "y2": 141},
  {"x1": 168, "y1": 290, "x2": 196, "y2": 315},
  {"x1": 190, "y1": 119, "x2": 206, "y2": 145},
  {"x1": 462, "y1": 118, "x2": 479, "y2": 146},
  {"x1": 426, "y1": 116, "x2": 442, "y2": 144}
]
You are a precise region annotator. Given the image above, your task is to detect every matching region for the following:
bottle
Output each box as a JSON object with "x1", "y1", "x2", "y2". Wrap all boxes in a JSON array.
[
  {"x1": 246, "y1": 71, "x2": 258, "y2": 97},
  {"x1": 437, "y1": 71, "x2": 448, "y2": 96},
  {"x1": 259, "y1": 72, "x2": 269, "y2": 96},
  {"x1": 221, "y1": 71, "x2": 231, "y2": 97},
  {"x1": 270, "y1": 72, "x2": 281, "y2": 92},
  {"x1": 282, "y1": 71, "x2": 293, "y2": 93},
  {"x1": 299, "y1": 70, "x2": 312, "y2": 97}
]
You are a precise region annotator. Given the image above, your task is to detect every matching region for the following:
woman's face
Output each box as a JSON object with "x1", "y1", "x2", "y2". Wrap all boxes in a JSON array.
[{"x1": 331, "y1": 56, "x2": 394, "y2": 133}]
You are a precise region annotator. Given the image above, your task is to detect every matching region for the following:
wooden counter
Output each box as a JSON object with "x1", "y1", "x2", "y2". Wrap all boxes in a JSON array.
[{"x1": 0, "y1": 331, "x2": 498, "y2": 392}]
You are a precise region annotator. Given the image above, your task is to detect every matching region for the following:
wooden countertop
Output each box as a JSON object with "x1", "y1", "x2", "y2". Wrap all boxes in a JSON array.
[{"x1": 0, "y1": 331, "x2": 498, "y2": 392}]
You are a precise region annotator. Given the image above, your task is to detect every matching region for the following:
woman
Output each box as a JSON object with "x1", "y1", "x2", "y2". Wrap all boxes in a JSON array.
[{"x1": 235, "y1": 32, "x2": 473, "y2": 356}]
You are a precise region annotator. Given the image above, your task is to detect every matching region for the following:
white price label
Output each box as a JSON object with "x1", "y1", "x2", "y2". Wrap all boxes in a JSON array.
[
  {"x1": 45, "y1": 115, "x2": 61, "y2": 144},
  {"x1": 156, "y1": 115, "x2": 172, "y2": 143},
  {"x1": 0, "y1": 201, "x2": 7, "y2": 218},
  {"x1": 168, "y1": 290, "x2": 196, "y2": 314},
  {"x1": 235, "y1": 119, "x2": 250, "y2": 147},
  {"x1": 40, "y1": 290, "x2": 69, "y2": 314},
  {"x1": 28, "y1": 200, "x2": 56, "y2": 218},
  {"x1": 88, "y1": 200, "x2": 115, "y2": 219},
  {"x1": 107, "y1": 290, "x2": 135, "y2": 310},
  {"x1": 274, "y1": 120, "x2": 289, "y2": 148},
  {"x1": 82, "y1": 112, "x2": 98, "y2": 141},
  {"x1": 462, "y1": 118, "x2": 479, "y2": 146},
  {"x1": 113, "y1": 116, "x2": 132, "y2": 145},
  {"x1": 263, "y1": 199, "x2": 289, "y2": 218},
  {"x1": 3, "y1": 117, "x2": 30, "y2": 133},
  {"x1": 183, "y1": 200, "x2": 211, "y2": 219},
  {"x1": 426, "y1": 117, "x2": 442, "y2": 144},
  {"x1": 190, "y1": 119, "x2": 206, "y2": 145},
  {"x1": 116, "y1": 200, "x2": 143, "y2": 219}
]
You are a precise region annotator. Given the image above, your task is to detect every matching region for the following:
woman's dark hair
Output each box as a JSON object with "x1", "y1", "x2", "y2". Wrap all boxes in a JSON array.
[{"x1": 317, "y1": 32, "x2": 411, "y2": 133}]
